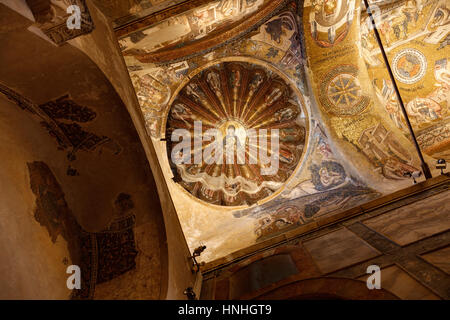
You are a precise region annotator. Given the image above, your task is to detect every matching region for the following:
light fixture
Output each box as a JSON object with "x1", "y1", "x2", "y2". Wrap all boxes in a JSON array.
[
  {"x1": 189, "y1": 245, "x2": 206, "y2": 273},
  {"x1": 183, "y1": 287, "x2": 196, "y2": 300},
  {"x1": 436, "y1": 159, "x2": 447, "y2": 175}
]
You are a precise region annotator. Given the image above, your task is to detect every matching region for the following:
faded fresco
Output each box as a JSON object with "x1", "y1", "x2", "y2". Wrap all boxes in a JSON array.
[{"x1": 119, "y1": 0, "x2": 444, "y2": 262}]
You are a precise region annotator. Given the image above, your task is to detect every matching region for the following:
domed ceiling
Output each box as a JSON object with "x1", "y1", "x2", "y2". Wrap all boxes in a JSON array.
[{"x1": 165, "y1": 61, "x2": 307, "y2": 207}]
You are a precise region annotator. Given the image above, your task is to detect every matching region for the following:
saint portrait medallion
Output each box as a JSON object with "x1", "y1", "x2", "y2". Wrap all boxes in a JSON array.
[{"x1": 392, "y1": 48, "x2": 427, "y2": 84}]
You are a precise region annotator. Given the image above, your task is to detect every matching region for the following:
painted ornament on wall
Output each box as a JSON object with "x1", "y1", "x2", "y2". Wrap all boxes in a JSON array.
[
  {"x1": 131, "y1": 73, "x2": 171, "y2": 112},
  {"x1": 362, "y1": 0, "x2": 450, "y2": 159},
  {"x1": 319, "y1": 64, "x2": 370, "y2": 116},
  {"x1": 234, "y1": 122, "x2": 380, "y2": 240},
  {"x1": 165, "y1": 60, "x2": 308, "y2": 207},
  {"x1": 358, "y1": 122, "x2": 419, "y2": 179}
]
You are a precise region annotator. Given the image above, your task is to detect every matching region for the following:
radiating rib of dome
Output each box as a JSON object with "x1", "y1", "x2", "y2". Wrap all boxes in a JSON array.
[{"x1": 166, "y1": 62, "x2": 306, "y2": 206}]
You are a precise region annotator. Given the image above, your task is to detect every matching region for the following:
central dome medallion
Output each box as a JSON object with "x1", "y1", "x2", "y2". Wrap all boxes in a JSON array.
[{"x1": 165, "y1": 61, "x2": 307, "y2": 207}]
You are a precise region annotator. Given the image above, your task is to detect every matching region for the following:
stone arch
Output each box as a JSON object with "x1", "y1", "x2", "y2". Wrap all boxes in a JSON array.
[{"x1": 0, "y1": 3, "x2": 170, "y2": 299}]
